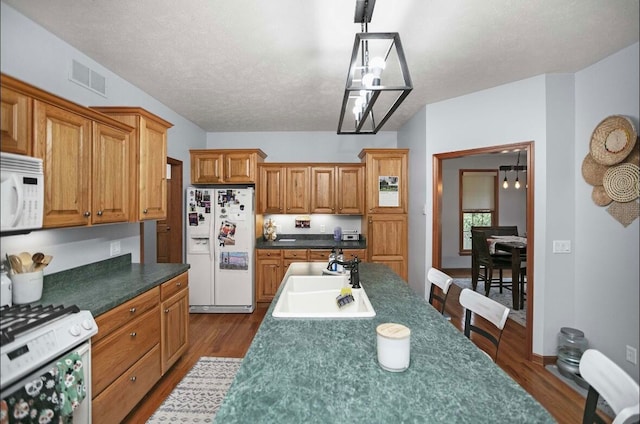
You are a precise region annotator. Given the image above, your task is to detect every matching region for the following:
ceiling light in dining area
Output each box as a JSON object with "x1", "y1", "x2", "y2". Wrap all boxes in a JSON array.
[
  {"x1": 500, "y1": 151, "x2": 527, "y2": 189},
  {"x1": 337, "y1": 0, "x2": 413, "y2": 135}
]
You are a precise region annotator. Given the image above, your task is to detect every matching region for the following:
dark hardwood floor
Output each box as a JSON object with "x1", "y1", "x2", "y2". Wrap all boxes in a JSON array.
[{"x1": 126, "y1": 281, "x2": 605, "y2": 424}]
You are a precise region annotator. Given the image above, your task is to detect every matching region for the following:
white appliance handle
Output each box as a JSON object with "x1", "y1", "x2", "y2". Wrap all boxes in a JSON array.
[
  {"x1": 9, "y1": 174, "x2": 24, "y2": 227},
  {"x1": 209, "y1": 211, "x2": 215, "y2": 262}
]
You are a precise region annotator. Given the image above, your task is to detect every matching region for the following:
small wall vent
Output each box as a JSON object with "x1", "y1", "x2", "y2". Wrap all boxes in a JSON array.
[{"x1": 70, "y1": 59, "x2": 107, "y2": 97}]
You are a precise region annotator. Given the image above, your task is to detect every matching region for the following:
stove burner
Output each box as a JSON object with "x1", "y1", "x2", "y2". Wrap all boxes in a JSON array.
[{"x1": 0, "y1": 304, "x2": 80, "y2": 344}]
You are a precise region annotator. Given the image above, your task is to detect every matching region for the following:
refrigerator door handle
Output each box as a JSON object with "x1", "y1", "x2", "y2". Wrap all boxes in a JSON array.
[{"x1": 209, "y1": 216, "x2": 215, "y2": 262}]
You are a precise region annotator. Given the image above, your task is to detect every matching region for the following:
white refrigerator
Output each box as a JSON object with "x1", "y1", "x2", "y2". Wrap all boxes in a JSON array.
[{"x1": 186, "y1": 186, "x2": 255, "y2": 313}]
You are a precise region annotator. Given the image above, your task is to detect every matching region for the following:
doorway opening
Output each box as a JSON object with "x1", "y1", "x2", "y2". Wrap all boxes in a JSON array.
[
  {"x1": 157, "y1": 157, "x2": 184, "y2": 263},
  {"x1": 432, "y1": 141, "x2": 534, "y2": 359}
]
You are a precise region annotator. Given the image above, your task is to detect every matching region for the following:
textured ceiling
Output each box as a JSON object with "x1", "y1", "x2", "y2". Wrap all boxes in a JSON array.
[{"x1": 4, "y1": 0, "x2": 639, "y2": 132}]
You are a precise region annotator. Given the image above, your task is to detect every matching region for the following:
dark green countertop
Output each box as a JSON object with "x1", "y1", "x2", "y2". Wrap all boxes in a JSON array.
[
  {"x1": 256, "y1": 234, "x2": 366, "y2": 250},
  {"x1": 214, "y1": 263, "x2": 554, "y2": 423},
  {"x1": 39, "y1": 254, "x2": 190, "y2": 317}
]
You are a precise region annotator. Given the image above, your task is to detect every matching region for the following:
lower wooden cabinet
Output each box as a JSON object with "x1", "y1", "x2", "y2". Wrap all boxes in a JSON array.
[
  {"x1": 366, "y1": 214, "x2": 408, "y2": 280},
  {"x1": 161, "y1": 274, "x2": 189, "y2": 374},
  {"x1": 91, "y1": 272, "x2": 189, "y2": 423},
  {"x1": 256, "y1": 249, "x2": 283, "y2": 302},
  {"x1": 92, "y1": 345, "x2": 162, "y2": 424}
]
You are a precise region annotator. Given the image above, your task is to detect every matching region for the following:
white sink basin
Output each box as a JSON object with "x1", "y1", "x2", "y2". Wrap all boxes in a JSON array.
[{"x1": 272, "y1": 274, "x2": 376, "y2": 319}]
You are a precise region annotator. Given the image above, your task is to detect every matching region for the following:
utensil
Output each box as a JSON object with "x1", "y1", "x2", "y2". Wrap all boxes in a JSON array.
[
  {"x1": 18, "y1": 252, "x2": 33, "y2": 272},
  {"x1": 32, "y1": 252, "x2": 45, "y2": 267},
  {"x1": 8, "y1": 255, "x2": 23, "y2": 274},
  {"x1": 33, "y1": 254, "x2": 53, "y2": 272}
]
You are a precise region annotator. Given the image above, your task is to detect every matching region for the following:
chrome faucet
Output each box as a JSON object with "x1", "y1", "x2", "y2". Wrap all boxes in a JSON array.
[{"x1": 326, "y1": 257, "x2": 361, "y2": 289}]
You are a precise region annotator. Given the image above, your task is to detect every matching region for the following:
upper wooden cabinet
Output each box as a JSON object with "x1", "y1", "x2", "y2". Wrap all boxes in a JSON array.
[
  {"x1": 190, "y1": 149, "x2": 266, "y2": 184},
  {"x1": 311, "y1": 164, "x2": 364, "y2": 214},
  {"x1": 91, "y1": 107, "x2": 173, "y2": 221},
  {"x1": 258, "y1": 164, "x2": 285, "y2": 213},
  {"x1": 1, "y1": 82, "x2": 32, "y2": 156},
  {"x1": 285, "y1": 166, "x2": 310, "y2": 214},
  {"x1": 92, "y1": 121, "x2": 132, "y2": 224},
  {"x1": 33, "y1": 99, "x2": 133, "y2": 228},
  {"x1": 359, "y1": 149, "x2": 408, "y2": 214},
  {"x1": 259, "y1": 163, "x2": 362, "y2": 215},
  {"x1": 257, "y1": 164, "x2": 310, "y2": 214}
]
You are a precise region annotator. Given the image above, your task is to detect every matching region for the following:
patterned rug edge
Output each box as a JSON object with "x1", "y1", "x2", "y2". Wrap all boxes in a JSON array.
[{"x1": 146, "y1": 356, "x2": 242, "y2": 424}]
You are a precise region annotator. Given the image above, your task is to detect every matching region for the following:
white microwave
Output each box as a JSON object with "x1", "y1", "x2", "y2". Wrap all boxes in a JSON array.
[{"x1": 0, "y1": 152, "x2": 44, "y2": 233}]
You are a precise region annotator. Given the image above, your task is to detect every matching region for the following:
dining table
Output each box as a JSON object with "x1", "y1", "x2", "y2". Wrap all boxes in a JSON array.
[{"x1": 493, "y1": 238, "x2": 527, "y2": 310}]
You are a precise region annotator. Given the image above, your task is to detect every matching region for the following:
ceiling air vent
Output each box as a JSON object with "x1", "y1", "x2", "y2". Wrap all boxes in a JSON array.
[{"x1": 70, "y1": 59, "x2": 107, "y2": 97}]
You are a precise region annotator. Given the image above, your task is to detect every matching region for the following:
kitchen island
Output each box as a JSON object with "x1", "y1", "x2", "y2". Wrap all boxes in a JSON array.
[{"x1": 214, "y1": 263, "x2": 554, "y2": 423}]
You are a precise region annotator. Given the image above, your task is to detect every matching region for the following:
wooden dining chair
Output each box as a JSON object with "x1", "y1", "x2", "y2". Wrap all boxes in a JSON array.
[
  {"x1": 426, "y1": 267, "x2": 453, "y2": 316},
  {"x1": 579, "y1": 349, "x2": 640, "y2": 424},
  {"x1": 459, "y1": 288, "x2": 510, "y2": 362},
  {"x1": 470, "y1": 228, "x2": 514, "y2": 296}
]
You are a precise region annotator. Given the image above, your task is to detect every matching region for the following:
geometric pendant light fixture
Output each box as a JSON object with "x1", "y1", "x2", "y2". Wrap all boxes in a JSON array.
[{"x1": 337, "y1": 0, "x2": 413, "y2": 134}]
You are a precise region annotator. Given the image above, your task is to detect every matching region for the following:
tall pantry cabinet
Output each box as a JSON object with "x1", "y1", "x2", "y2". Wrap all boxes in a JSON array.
[{"x1": 359, "y1": 149, "x2": 409, "y2": 280}]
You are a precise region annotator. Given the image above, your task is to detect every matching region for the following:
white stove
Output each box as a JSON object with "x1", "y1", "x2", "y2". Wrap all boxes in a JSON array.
[{"x1": 0, "y1": 304, "x2": 97, "y2": 390}]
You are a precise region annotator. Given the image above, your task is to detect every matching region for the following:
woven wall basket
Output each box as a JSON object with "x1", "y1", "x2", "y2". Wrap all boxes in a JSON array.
[
  {"x1": 591, "y1": 185, "x2": 613, "y2": 206},
  {"x1": 590, "y1": 115, "x2": 637, "y2": 165},
  {"x1": 582, "y1": 153, "x2": 609, "y2": 186},
  {"x1": 603, "y1": 163, "x2": 640, "y2": 203},
  {"x1": 607, "y1": 200, "x2": 640, "y2": 228}
]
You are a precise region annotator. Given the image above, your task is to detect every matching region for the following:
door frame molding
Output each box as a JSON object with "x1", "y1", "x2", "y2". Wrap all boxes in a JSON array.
[{"x1": 432, "y1": 141, "x2": 534, "y2": 360}]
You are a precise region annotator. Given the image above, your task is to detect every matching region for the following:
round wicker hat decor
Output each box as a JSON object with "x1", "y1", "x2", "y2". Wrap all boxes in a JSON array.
[
  {"x1": 589, "y1": 115, "x2": 637, "y2": 165},
  {"x1": 581, "y1": 153, "x2": 609, "y2": 186},
  {"x1": 591, "y1": 185, "x2": 613, "y2": 206},
  {"x1": 603, "y1": 163, "x2": 639, "y2": 203}
]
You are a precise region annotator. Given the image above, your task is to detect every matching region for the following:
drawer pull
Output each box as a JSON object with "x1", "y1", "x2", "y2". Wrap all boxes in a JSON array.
[
  {"x1": 165, "y1": 309, "x2": 169, "y2": 313},
  {"x1": 130, "y1": 332, "x2": 137, "y2": 337},
  {"x1": 129, "y1": 307, "x2": 136, "y2": 313},
  {"x1": 130, "y1": 376, "x2": 137, "y2": 382},
  {"x1": 176, "y1": 282, "x2": 181, "y2": 287}
]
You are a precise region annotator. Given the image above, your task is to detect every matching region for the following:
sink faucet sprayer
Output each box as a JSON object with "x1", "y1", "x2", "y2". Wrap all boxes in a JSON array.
[{"x1": 327, "y1": 257, "x2": 361, "y2": 289}]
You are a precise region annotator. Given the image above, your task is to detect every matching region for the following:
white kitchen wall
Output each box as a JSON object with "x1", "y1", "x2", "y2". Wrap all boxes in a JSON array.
[
  {"x1": 0, "y1": 3, "x2": 207, "y2": 271},
  {"x1": 398, "y1": 44, "x2": 639, "y2": 380},
  {"x1": 574, "y1": 43, "x2": 639, "y2": 380},
  {"x1": 207, "y1": 131, "x2": 396, "y2": 162},
  {"x1": 397, "y1": 105, "x2": 426, "y2": 296}
]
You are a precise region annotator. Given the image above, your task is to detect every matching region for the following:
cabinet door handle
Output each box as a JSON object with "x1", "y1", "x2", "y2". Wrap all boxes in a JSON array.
[
  {"x1": 130, "y1": 332, "x2": 137, "y2": 337},
  {"x1": 143, "y1": 209, "x2": 148, "y2": 214},
  {"x1": 165, "y1": 309, "x2": 170, "y2": 313},
  {"x1": 130, "y1": 376, "x2": 137, "y2": 382},
  {"x1": 129, "y1": 307, "x2": 136, "y2": 313},
  {"x1": 83, "y1": 211, "x2": 91, "y2": 217},
  {"x1": 97, "y1": 210, "x2": 103, "y2": 216}
]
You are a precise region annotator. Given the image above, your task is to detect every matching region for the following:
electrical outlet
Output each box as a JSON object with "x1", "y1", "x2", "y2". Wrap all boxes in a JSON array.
[
  {"x1": 320, "y1": 225, "x2": 325, "y2": 233},
  {"x1": 626, "y1": 345, "x2": 637, "y2": 364},
  {"x1": 110, "y1": 241, "x2": 121, "y2": 257}
]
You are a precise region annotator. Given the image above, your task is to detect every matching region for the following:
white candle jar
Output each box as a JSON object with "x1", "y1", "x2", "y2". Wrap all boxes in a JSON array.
[{"x1": 376, "y1": 323, "x2": 411, "y2": 372}]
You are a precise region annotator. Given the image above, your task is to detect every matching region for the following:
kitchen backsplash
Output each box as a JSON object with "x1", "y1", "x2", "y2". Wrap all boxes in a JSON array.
[{"x1": 263, "y1": 214, "x2": 361, "y2": 236}]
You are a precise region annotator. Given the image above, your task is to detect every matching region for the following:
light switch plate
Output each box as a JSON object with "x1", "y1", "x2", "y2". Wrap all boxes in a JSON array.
[{"x1": 552, "y1": 240, "x2": 571, "y2": 253}]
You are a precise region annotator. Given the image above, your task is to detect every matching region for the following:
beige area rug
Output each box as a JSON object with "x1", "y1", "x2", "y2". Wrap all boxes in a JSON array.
[
  {"x1": 453, "y1": 278, "x2": 526, "y2": 326},
  {"x1": 146, "y1": 357, "x2": 242, "y2": 423}
]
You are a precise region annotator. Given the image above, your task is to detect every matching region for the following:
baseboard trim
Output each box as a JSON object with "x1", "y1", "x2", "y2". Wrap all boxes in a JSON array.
[{"x1": 532, "y1": 353, "x2": 557, "y2": 366}]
